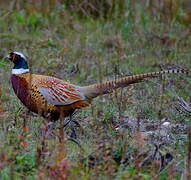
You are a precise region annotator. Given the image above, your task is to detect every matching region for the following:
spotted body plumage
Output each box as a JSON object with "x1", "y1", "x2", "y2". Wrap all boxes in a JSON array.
[{"x1": 11, "y1": 73, "x2": 90, "y2": 120}]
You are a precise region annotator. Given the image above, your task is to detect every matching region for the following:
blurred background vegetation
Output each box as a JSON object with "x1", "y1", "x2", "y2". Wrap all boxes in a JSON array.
[{"x1": 0, "y1": 0, "x2": 191, "y2": 179}]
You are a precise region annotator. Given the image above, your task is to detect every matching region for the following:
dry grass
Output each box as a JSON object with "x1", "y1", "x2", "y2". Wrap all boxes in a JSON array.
[{"x1": 0, "y1": 1, "x2": 191, "y2": 179}]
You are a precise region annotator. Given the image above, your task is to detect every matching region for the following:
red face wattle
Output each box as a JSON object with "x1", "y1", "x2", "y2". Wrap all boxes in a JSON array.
[{"x1": 8, "y1": 52, "x2": 18, "y2": 63}]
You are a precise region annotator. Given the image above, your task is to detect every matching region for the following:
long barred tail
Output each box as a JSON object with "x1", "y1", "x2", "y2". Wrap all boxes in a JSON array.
[{"x1": 83, "y1": 69, "x2": 190, "y2": 99}]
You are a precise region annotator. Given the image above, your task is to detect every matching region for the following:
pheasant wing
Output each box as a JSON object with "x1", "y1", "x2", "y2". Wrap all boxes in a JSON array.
[{"x1": 37, "y1": 77, "x2": 85, "y2": 106}]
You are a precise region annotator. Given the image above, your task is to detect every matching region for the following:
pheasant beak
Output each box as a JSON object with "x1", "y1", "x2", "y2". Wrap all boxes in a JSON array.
[
  {"x1": 4, "y1": 53, "x2": 15, "y2": 62},
  {"x1": 4, "y1": 53, "x2": 11, "y2": 60}
]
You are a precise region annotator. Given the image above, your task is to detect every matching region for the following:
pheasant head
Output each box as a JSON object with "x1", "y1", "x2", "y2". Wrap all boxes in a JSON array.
[{"x1": 6, "y1": 51, "x2": 29, "y2": 74}]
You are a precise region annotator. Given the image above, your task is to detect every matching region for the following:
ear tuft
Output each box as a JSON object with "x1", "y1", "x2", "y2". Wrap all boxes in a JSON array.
[{"x1": 13, "y1": 51, "x2": 26, "y2": 59}]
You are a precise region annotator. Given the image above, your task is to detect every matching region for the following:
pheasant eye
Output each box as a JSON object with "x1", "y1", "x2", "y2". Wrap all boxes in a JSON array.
[{"x1": 10, "y1": 52, "x2": 17, "y2": 62}]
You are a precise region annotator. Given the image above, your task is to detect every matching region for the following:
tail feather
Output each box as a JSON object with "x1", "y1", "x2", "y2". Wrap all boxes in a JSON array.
[{"x1": 83, "y1": 69, "x2": 189, "y2": 99}]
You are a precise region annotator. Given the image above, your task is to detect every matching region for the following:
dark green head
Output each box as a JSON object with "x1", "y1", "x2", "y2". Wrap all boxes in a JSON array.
[{"x1": 7, "y1": 51, "x2": 29, "y2": 74}]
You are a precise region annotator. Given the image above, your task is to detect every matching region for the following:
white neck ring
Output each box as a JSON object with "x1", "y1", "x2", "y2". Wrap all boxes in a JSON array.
[{"x1": 12, "y1": 68, "x2": 29, "y2": 74}]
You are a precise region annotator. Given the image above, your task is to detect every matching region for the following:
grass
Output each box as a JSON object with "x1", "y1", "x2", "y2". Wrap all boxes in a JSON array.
[{"x1": 0, "y1": 1, "x2": 191, "y2": 179}]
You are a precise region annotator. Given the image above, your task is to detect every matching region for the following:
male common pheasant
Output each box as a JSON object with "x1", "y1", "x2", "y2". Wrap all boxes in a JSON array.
[{"x1": 6, "y1": 51, "x2": 189, "y2": 121}]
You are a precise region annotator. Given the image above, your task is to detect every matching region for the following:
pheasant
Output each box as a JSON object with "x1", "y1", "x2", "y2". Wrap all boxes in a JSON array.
[{"x1": 6, "y1": 51, "x2": 189, "y2": 121}]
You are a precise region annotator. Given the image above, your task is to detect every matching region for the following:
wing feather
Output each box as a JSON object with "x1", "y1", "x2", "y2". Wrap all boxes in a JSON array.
[{"x1": 36, "y1": 77, "x2": 85, "y2": 105}]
